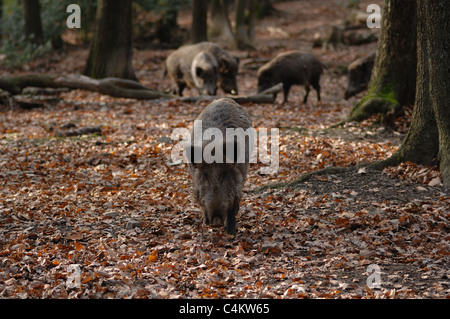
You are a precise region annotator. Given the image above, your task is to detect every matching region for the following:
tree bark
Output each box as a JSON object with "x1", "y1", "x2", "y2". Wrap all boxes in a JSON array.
[
  {"x1": 0, "y1": 0, "x2": 3, "y2": 39},
  {"x1": 350, "y1": 0, "x2": 450, "y2": 187},
  {"x1": 209, "y1": 0, "x2": 235, "y2": 45},
  {"x1": 421, "y1": 0, "x2": 450, "y2": 185},
  {"x1": 23, "y1": 0, "x2": 44, "y2": 44},
  {"x1": 385, "y1": 2, "x2": 438, "y2": 168},
  {"x1": 247, "y1": 0, "x2": 255, "y2": 42},
  {"x1": 348, "y1": 0, "x2": 416, "y2": 122},
  {"x1": 84, "y1": 0, "x2": 136, "y2": 81},
  {"x1": 191, "y1": 0, "x2": 208, "y2": 43},
  {"x1": 234, "y1": 0, "x2": 256, "y2": 49},
  {"x1": 155, "y1": 5, "x2": 179, "y2": 45}
]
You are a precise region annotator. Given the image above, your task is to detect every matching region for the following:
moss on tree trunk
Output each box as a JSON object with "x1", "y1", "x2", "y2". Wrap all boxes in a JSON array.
[{"x1": 348, "y1": 0, "x2": 416, "y2": 122}]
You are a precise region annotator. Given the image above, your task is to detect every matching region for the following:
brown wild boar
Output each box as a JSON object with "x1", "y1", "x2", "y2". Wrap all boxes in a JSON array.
[
  {"x1": 257, "y1": 51, "x2": 323, "y2": 104},
  {"x1": 185, "y1": 98, "x2": 253, "y2": 235},
  {"x1": 344, "y1": 52, "x2": 375, "y2": 99},
  {"x1": 166, "y1": 50, "x2": 218, "y2": 96},
  {"x1": 165, "y1": 42, "x2": 239, "y2": 96}
]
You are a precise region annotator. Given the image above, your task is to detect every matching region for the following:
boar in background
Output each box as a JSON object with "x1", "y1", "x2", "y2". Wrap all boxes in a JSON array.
[{"x1": 257, "y1": 51, "x2": 323, "y2": 105}]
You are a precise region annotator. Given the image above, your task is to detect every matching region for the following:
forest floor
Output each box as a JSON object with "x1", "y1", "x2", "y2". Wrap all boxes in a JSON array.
[{"x1": 0, "y1": 1, "x2": 448, "y2": 299}]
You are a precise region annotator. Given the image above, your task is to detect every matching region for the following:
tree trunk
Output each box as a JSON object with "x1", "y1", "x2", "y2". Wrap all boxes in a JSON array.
[
  {"x1": 155, "y1": 5, "x2": 179, "y2": 45},
  {"x1": 191, "y1": 0, "x2": 208, "y2": 43},
  {"x1": 247, "y1": 0, "x2": 255, "y2": 42},
  {"x1": 255, "y1": 0, "x2": 278, "y2": 19},
  {"x1": 348, "y1": 0, "x2": 416, "y2": 122},
  {"x1": 234, "y1": 0, "x2": 255, "y2": 49},
  {"x1": 209, "y1": 0, "x2": 235, "y2": 46},
  {"x1": 372, "y1": 0, "x2": 450, "y2": 187},
  {"x1": 385, "y1": 2, "x2": 438, "y2": 168},
  {"x1": 421, "y1": 0, "x2": 450, "y2": 185},
  {"x1": 0, "y1": 0, "x2": 3, "y2": 39},
  {"x1": 84, "y1": 0, "x2": 136, "y2": 81},
  {"x1": 23, "y1": 0, "x2": 43, "y2": 44}
]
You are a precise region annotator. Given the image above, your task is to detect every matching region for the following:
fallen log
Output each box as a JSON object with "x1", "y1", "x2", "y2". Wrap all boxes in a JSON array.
[
  {"x1": 0, "y1": 74, "x2": 282, "y2": 104},
  {"x1": 178, "y1": 83, "x2": 283, "y2": 104},
  {"x1": 0, "y1": 74, "x2": 174, "y2": 99}
]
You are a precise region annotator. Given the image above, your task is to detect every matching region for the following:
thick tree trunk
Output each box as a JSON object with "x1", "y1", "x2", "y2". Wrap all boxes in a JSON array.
[
  {"x1": 191, "y1": 0, "x2": 208, "y2": 43},
  {"x1": 386, "y1": 1, "x2": 438, "y2": 167},
  {"x1": 369, "y1": 0, "x2": 450, "y2": 186},
  {"x1": 84, "y1": 0, "x2": 136, "y2": 81},
  {"x1": 23, "y1": 0, "x2": 43, "y2": 44},
  {"x1": 349, "y1": 0, "x2": 416, "y2": 122},
  {"x1": 424, "y1": 0, "x2": 450, "y2": 185}
]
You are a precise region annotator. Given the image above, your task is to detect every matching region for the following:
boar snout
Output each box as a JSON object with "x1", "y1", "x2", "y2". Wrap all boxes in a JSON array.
[
  {"x1": 198, "y1": 84, "x2": 217, "y2": 96},
  {"x1": 204, "y1": 196, "x2": 239, "y2": 235},
  {"x1": 219, "y1": 79, "x2": 239, "y2": 95}
]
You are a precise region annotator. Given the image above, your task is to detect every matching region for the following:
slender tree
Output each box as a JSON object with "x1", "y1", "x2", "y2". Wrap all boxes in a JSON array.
[
  {"x1": 0, "y1": 0, "x2": 3, "y2": 39},
  {"x1": 209, "y1": 0, "x2": 235, "y2": 45},
  {"x1": 23, "y1": 0, "x2": 44, "y2": 44},
  {"x1": 84, "y1": 0, "x2": 136, "y2": 80},
  {"x1": 234, "y1": 0, "x2": 251, "y2": 49},
  {"x1": 191, "y1": 0, "x2": 208, "y2": 43}
]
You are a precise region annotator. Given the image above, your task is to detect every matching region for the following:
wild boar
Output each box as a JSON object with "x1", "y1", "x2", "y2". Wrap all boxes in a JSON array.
[
  {"x1": 165, "y1": 42, "x2": 239, "y2": 96},
  {"x1": 344, "y1": 52, "x2": 375, "y2": 99},
  {"x1": 257, "y1": 51, "x2": 323, "y2": 104},
  {"x1": 185, "y1": 98, "x2": 253, "y2": 235},
  {"x1": 166, "y1": 49, "x2": 218, "y2": 96}
]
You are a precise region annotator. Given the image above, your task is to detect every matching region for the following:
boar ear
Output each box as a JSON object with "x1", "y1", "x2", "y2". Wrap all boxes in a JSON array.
[{"x1": 219, "y1": 58, "x2": 231, "y2": 72}]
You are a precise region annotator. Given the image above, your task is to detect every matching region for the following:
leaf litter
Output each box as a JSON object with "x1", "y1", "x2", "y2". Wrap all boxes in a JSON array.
[{"x1": 0, "y1": 0, "x2": 449, "y2": 299}]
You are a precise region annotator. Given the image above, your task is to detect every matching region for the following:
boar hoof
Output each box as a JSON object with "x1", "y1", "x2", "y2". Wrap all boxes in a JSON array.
[{"x1": 225, "y1": 221, "x2": 236, "y2": 235}]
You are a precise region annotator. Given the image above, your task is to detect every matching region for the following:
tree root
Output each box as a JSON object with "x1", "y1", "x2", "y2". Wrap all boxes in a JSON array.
[{"x1": 256, "y1": 156, "x2": 402, "y2": 192}]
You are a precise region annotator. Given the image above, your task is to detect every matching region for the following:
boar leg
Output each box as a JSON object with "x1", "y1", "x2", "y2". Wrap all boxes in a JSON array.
[
  {"x1": 312, "y1": 79, "x2": 321, "y2": 102},
  {"x1": 282, "y1": 83, "x2": 292, "y2": 105},
  {"x1": 303, "y1": 84, "x2": 311, "y2": 103},
  {"x1": 204, "y1": 210, "x2": 210, "y2": 225},
  {"x1": 225, "y1": 199, "x2": 239, "y2": 235},
  {"x1": 175, "y1": 82, "x2": 186, "y2": 96}
]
